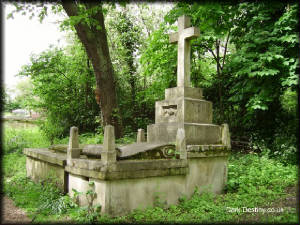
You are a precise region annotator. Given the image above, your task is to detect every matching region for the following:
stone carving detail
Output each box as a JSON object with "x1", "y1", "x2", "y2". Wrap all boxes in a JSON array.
[
  {"x1": 162, "y1": 105, "x2": 177, "y2": 118},
  {"x1": 161, "y1": 146, "x2": 176, "y2": 158}
]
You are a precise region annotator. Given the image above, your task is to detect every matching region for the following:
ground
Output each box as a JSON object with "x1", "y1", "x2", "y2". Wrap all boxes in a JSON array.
[
  {"x1": 1, "y1": 196, "x2": 31, "y2": 224},
  {"x1": 1, "y1": 185, "x2": 298, "y2": 223}
]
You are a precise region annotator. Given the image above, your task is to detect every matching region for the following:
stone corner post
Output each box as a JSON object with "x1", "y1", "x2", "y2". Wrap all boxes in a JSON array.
[
  {"x1": 136, "y1": 129, "x2": 146, "y2": 143},
  {"x1": 102, "y1": 125, "x2": 117, "y2": 164},
  {"x1": 67, "y1": 126, "x2": 81, "y2": 159},
  {"x1": 221, "y1": 123, "x2": 231, "y2": 149},
  {"x1": 176, "y1": 128, "x2": 187, "y2": 159}
]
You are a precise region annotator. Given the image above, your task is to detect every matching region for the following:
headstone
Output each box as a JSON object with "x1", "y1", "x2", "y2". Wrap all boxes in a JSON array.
[
  {"x1": 67, "y1": 126, "x2": 81, "y2": 159},
  {"x1": 102, "y1": 125, "x2": 116, "y2": 164},
  {"x1": 176, "y1": 128, "x2": 187, "y2": 159},
  {"x1": 136, "y1": 129, "x2": 146, "y2": 143},
  {"x1": 169, "y1": 15, "x2": 200, "y2": 87}
]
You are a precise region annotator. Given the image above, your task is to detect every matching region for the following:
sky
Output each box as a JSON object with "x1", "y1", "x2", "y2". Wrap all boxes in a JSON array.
[{"x1": 3, "y1": 3, "x2": 67, "y2": 93}]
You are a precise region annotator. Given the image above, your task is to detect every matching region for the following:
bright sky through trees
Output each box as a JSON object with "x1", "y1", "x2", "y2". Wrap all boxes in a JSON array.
[{"x1": 3, "y1": 3, "x2": 67, "y2": 92}]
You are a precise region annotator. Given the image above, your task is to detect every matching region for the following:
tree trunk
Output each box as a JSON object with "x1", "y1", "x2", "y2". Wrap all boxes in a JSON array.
[
  {"x1": 216, "y1": 39, "x2": 224, "y2": 121},
  {"x1": 62, "y1": 2, "x2": 123, "y2": 138}
]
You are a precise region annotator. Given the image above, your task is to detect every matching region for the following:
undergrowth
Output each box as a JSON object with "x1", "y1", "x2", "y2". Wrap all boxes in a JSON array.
[{"x1": 2, "y1": 124, "x2": 298, "y2": 223}]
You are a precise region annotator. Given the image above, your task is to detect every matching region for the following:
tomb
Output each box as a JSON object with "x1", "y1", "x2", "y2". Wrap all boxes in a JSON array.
[{"x1": 23, "y1": 15, "x2": 231, "y2": 217}]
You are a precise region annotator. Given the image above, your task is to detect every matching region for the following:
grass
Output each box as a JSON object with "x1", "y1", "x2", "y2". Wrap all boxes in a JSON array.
[{"x1": 2, "y1": 123, "x2": 298, "y2": 223}]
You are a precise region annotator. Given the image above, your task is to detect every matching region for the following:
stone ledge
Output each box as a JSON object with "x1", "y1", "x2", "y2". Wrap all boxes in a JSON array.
[
  {"x1": 67, "y1": 158, "x2": 187, "y2": 172},
  {"x1": 187, "y1": 151, "x2": 230, "y2": 158},
  {"x1": 187, "y1": 145, "x2": 229, "y2": 152},
  {"x1": 65, "y1": 165, "x2": 188, "y2": 180},
  {"x1": 165, "y1": 87, "x2": 203, "y2": 100},
  {"x1": 109, "y1": 159, "x2": 188, "y2": 172},
  {"x1": 23, "y1": 148, "x2": 66, "y2": 166},
  {"x1": 186, "y1": 145, "x2": 230, "y2": 158}
]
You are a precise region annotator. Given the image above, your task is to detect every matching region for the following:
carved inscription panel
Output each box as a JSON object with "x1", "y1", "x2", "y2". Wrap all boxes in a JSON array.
[{"x1": 162, "y1": 105, "x2": 177, "y2": 122}]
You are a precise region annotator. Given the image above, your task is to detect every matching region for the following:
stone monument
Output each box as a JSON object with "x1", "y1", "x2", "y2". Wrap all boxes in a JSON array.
[
  {"x1": 148, "y1": 15, "x2": 222, "y2": 147},
  {"x1": 23, "y1": 15, "x2": 231, "y2": 217}
]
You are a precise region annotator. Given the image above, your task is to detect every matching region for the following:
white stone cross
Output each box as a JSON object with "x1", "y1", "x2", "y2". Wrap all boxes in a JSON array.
[{"x1": 169, "y1": 15, "x2": 200, "y2": 87}]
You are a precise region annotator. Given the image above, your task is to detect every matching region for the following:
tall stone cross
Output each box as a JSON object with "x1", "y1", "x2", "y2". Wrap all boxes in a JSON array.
[{"x1": 169, "y1": 15, "x2": 200, "y2": 87}]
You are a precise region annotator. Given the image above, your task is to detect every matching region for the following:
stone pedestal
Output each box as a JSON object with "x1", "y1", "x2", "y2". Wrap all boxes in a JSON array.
[{"x1": 147, "y1": 87, "x2": 222, "y2": 145}]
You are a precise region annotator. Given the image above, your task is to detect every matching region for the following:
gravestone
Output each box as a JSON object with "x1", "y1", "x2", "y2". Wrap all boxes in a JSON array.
[{"x1": 147, "y1": 15, "x2": 222, "y2": 146}]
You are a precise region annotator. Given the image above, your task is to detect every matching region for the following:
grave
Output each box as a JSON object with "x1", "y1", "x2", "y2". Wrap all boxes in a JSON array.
[{"x1": 23, "y1": 15, "x2": 231, "y2": 217}]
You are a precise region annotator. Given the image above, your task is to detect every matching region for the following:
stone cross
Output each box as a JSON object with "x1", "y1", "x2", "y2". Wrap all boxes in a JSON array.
[{"x1": 169, "y1": 15, "x2": 200, "y2": 87}]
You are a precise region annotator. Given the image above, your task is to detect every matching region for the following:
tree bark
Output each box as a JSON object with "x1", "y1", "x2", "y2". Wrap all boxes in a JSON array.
[{"x1": 61, "y1": 1, "x2": 123, "y2": 138}]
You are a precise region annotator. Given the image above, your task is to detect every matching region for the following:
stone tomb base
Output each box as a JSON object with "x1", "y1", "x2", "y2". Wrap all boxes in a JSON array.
[{"x1": 24, "y1": 147, "x2": 228, "y2": 217}]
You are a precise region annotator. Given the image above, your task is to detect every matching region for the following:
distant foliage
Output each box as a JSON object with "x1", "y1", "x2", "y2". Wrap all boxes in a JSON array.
[{"x1": 19, "y1": 40, "x2": 100, "y2": 140}]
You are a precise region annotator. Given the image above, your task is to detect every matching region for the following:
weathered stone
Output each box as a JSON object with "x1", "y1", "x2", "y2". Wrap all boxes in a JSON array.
[
  {"x1": 136, "y1": 129, "x2": 146, "y2": 143},
  {"x1": 176, "y1": 128, "x2": 187, "y2": 159},
  {"x1": 118, "y1": 142, "x2": 172, "y2": 158},
  {"x1": 147, "y1": 122, "x2": 222, "y2": 145},
  {"x1": 102, "y1": 125, "x2": 116, "y2": 164},
  {"x1": 221, "y1": 123, "x2": 231, "y2": 149},
  {"x1": 82, "y1": 144, "x2": 103, "y2": 157},
  {"x1": 169, "y1": 15, "x2": 200, "y2": 87},
  {"x1": 165, "y1": 87, "x2": 203, "y2": 100},
  {"x1": 67, "y1": 156, "x2": 228, "y2": 216},
  {"x1": 49, "y1": 144, "x2": 86, "y2": 153},
  {"x1": 155, "y1": 98, "x2": 213, "y2": 124},
  {"x1": 23, "y1": 148, "x2": 66, "y2": 166},
  {"x1": 24, "y1": 148, "x2": 67, "y2": 192},
  {"x1": 67, "y1": 127, "x2": 81, "y2": 159}
]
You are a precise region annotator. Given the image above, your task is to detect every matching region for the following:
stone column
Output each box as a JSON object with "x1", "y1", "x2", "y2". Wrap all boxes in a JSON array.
[
  {"x1": 67, "y1": 126, "x2": 81, "y2": 159},
  {"x1": 176, "y1": 128, "x2": 187, "y2": 159},
  {"x1": 102, "y1": 125, "x2": 117, "y2": 164},
  {"x1": 136, "y1": 129, "x2": 146, "y2": 143},
  {"x1": 221, "y1": 123, "x2": 231, "y2": 149}
]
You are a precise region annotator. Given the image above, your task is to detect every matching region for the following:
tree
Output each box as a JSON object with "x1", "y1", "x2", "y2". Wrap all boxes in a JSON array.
[
  {"x1": 8, "y1": 2, "x2": 123, "y2": 137},
  {"x1": 19, "y1": 42, "x2": 100, "y2": 142},
  {"x1": 61, "y1": 2, "x2": 123, "y2": 137}
]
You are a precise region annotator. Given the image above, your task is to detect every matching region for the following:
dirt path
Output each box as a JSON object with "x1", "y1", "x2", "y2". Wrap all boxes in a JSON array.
[{"x1": 1, "y1": 196, "x2": 31, "y2": 224}]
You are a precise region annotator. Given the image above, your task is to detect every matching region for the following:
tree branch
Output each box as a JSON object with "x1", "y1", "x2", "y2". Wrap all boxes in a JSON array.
[
  {"x1": 194, "y1": 44, "x2": 218, "y2": 62},
  {"x1": 221, "y1": 30, "x2": 231, "y2": 70}
]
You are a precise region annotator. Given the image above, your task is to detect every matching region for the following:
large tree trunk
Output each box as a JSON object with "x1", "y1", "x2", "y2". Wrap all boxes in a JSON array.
[{"x1": 62, "y1": 2, "x2": 123, "y2": 138}]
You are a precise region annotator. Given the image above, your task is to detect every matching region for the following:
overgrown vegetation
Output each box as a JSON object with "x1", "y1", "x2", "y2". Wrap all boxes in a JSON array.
[{"x1": 2, "y1": 124, "x2": 298, "y2": 223}]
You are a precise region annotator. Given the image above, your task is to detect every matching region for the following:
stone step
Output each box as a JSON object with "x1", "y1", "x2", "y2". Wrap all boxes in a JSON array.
[
  {"x1": 165, "y1": 87, "x2": 203, "y2": 100},
  {"x1": 155, "y1": 98, "x2": 212, "y2": 124},
  {"x1": 147, "y1": 122, "x2": 222, "y2": 145}
]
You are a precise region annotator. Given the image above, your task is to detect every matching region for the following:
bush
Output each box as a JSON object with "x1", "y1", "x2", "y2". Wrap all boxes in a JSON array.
[
  {"x1": 226, "y1": 153, "x2": 297, "y2": 194},
  {"x1": 3, "y1": 124, "x2": 50, "y2": 154}
]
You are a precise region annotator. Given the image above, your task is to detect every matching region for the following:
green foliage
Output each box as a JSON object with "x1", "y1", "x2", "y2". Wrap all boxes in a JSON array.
[
  {"x1": 3, "y1": 124, "x2": 50, "y2": 154},
  {"x1": 227, "y1": 2, "x2": 299, "y2": 114},
  {"x1": 19, "y1": 40, "x2": 100, "y2": 140},
  {"x1": 139, "y1": 22, "x2": 177, "y2": 106},
  {"x1": 105, "y1": 4, "x2": 172, "y2": 132},
  {"x1": 3, "y1": 88, "x2": 22, "y2": 112},
  {"x1": 226, "y1": 153, "x2": 297, "y2": 193}
]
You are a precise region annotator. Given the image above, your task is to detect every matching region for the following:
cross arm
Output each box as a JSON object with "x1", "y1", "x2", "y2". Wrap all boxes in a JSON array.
[
  {"x1": 182, "y1": 27, "x2": 200, "y2": 40},
  {"x1": 169, "y1": 32, "x2": 178, "y2": 44}
]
